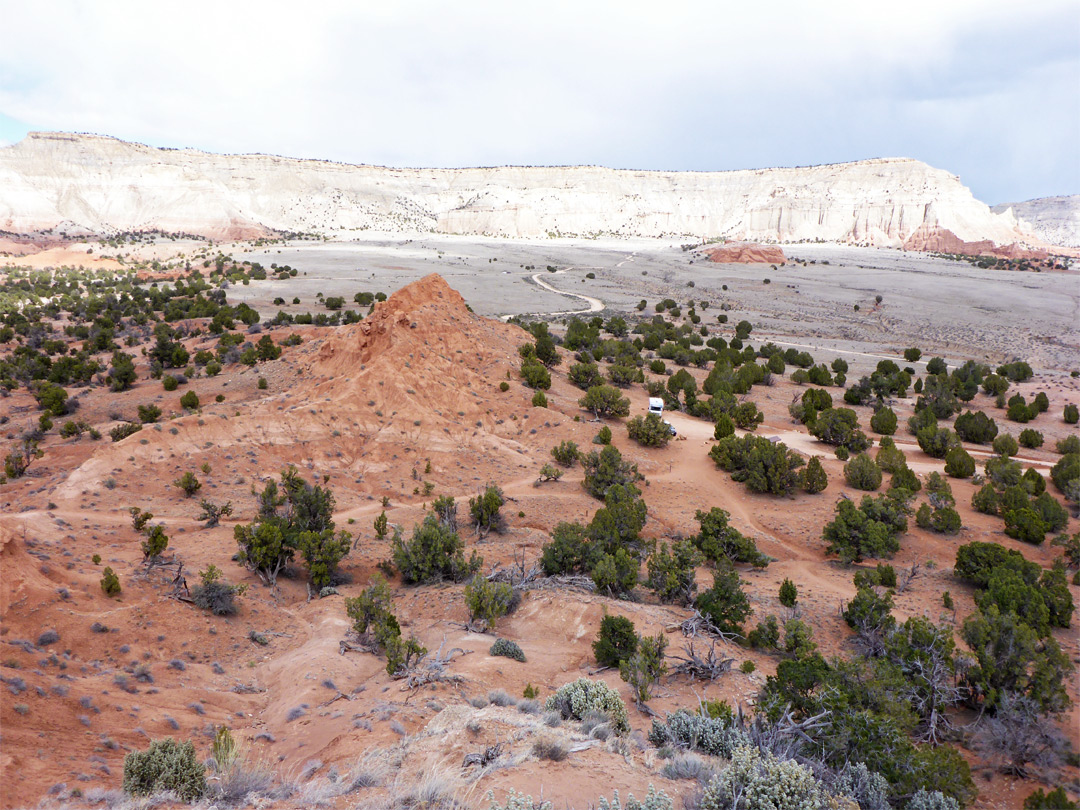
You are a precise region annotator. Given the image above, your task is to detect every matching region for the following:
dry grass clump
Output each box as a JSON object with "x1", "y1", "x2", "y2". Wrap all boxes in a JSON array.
[{"x1": 531, "y1": 734, "x2": 569, "y2": 762}]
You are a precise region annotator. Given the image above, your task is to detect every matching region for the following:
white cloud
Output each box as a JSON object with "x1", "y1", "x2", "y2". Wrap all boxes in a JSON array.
[{"x1": 0, "y1": 0, "x2": 1076, "y2": 201}]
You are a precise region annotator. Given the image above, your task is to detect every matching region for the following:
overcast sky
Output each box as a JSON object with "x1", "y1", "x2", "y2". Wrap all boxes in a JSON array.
[{"x1": 0, "y1": 1, "x2": 1076, "y2": 204}]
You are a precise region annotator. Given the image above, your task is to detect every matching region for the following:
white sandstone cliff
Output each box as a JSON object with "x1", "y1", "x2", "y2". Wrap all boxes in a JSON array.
[
  {"x1": 991, "y1": 196, "x2": 1079, "y2": 248},
  {"x1": 0, "y1": 132, "x2": 1036, "y2": 247}
]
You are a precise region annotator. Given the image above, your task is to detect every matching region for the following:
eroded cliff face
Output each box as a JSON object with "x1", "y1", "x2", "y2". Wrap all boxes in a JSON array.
[
  {"x1": 0, "y1": 131, "x2": 1036, "y2": 247},
  {"x1": 991, "y1": 196, "x2": 1080, "y2": 248}
]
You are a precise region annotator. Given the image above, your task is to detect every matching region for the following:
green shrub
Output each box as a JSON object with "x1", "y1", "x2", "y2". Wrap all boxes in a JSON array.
[
  {"x1": 520, "y1": 359, "x2": 551, "y2": 390},
  {"x1": 799, "y1": 456, "x2": 828, "y2": 493},
  {"x1": 392, "y1": 514, "x2": 481, "y2": 584},
  {"x1": 875, "y1": 437, "x2": 907, "y2": 473},
  {"x1": 843, "y1": 587, "x2": 896, "y2": 635},
  {"x1": 971, "y1": 483, "x2": 999, "y2": 515},
  {"x1": 464, "y1": 577, "x2": 518, "y2": 628},
  {"x1": 122, "y1": 738, "x2": 207, "y2": 802},
  {"x1": 916, "y1": 504, "x2": 962, "y2": 534},
  {"x1": 823, "y1": 495, "x2": 907, "y2": 563},
  {"x1": 544, "y1": 678, "x2": 629, "y2": 733},
  {"x1": 779, "y1": 578, "x2": 798, "y2": 608},
  {"x1": 954, "y1": 541, "x2": 1040, "y2": 589},
  {"x1": 110, "y1": 422, "x2": 143, "y2": 442},
  {"x1": 1064, "y1": 404, "x2": 1079, "y2": 425},
  {"x1": 594, "y1": 425, "x2": 612, "y2": 445},
  {"x1": 489, "y1": 638, "x2": 526, "y2": 662},
  {"x1": 551, "y1": 440, "x2": 580, "y2": 467},
  {"x1": 709, "y1": 434, "x2": 804, "y2": 496},
  {"x1": 1032, "y1": 492, "x2": 1069, "y2": 533},
  {"x1": 1018, "y1": 428, "x2": 1043, "y2": 449},
  {"x1": 140, "y1": 525, "x2": 169, "y2": 560},
  {"x1": 591, "y1": 548, "x2": 639, "y2": 596},
  {"x1": 713, "y1": 413, "x2": 735, "y2": 439},
  {"x1": 647, "y1": 709, "x2": 748, "y2": 758},
  {"x1": 294, "y1": 529, "x2": 352, "y2": 590},
  {"x1": 870, "y1": 406, "x2": 897, "y2": 435},
  {"x1": 568, "y1": 362, "x2": 604, "y2": 390},
  {"x1": 593, "y1": 614, "x2": 638, "y2": 667},
  {"x1": 1051, "y1": 452, "x2": 1079, "y2": 495},
  {"x1": 180, "y1": 390, "x2": 199, "y2": 410},
  {"x1": 190, "y1": 565, "x2": 245, "y2": 616},
  {"x1": 645, "y1": 540, "x2": 701, "y2": 604},
  {"x1": 162, "y1": 375, "x2": 179, "y2": 391},
  {"x1": 993, "y1": 433, "x2": 1019, "y2": 457},
  {"x1": 1057, "y1": 435, "x2": 1080, "y2": 455},
  {"x1": 747, "y1": 614, "x2": 780, "y2": 649},
  {"x1": 581, "y1": 445, "x2": 639, "y2": 499},
  {"x1": 731, "y1": 401, "x2": 764, "y2": 430},
  {"x1": 916, "y1": 425, "x2": 959, "y2": 459},
  {"x1": 173, "y1": 471, "x2": 201, "y2": 497},
  {"x1": 345, "y1": 575, "x2": 397, "y2": 634},
  {"x1": 943, "y1": 447, "x2": 975, "y2": 478},
  {"x1": 810, "y1": 408, "x2": 871, "y2": 452},
  {"x1": 101, "y1": 567, "x2": 121, "y2": 596},
  {"x1": 1023, "y1": 787, "x2": 1078, "y2": 810},
  {"x1": 692, "y1": 507, "x2": 768, "y2": 567},
  {"x1": 626, "y1": 414, "x2": 672, "y2": 447},
  {"x1": 469, "y1": 484, "x2": 506, "y2": 537},
  {"x1": 853, "y1": 563, "x2": 897, "y2": 589},
  {"x1": 783, "y1": 618, "x2": 818, "y2": 658},
  {"x1": 695, "y1": 567, "x2": 752, "y2": 636},
  {"x1": 540, "y1": 522, "x2": 592, "y2": 576},
  {"x1": 844, "y1": 452, "x2": 882, "y2": 491},
  {"x1": 137, "y1": 404, "x2": 162, "y2": 424},
  {"x1": 531, "y1": 390, "x2": 547, "y2": 407},
  {"x1": 579, "y1": 385, "x2": 630, "y2": 418},
  {"x1": 620, "y1": 632, "x2": 667, "y2": 703},
  {"x1": 1003, "y1": 507, "x2": 1046, "y2": 545},
  {"x1": 961, "y1": 605, "x2": 1070, "y2": 713},
  {"x1": 257, "y1": 377, "x2": 268, "y2": 390},
  {"x1": 700, "y1": 746, "x2": 823, "y2": 810},
  {"x1": 954, "y1": 410, "x2": 998, "y2": 444}
]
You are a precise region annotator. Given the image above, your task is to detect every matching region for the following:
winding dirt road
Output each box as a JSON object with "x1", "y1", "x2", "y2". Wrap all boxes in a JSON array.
[{"x1": 502, "y1": 269, "x2": 605, "y2": 320}]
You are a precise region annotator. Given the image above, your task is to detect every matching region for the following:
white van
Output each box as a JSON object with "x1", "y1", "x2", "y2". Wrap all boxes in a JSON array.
[{"x1": 647, "y1": 397, "x2": 676, "y2": 436}]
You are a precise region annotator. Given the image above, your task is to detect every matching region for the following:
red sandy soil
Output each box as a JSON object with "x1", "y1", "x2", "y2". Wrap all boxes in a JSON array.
[
  {"x1": 701, "y1": 243, "x2": 788, "y2": 265},
  {"x1": 0, "y1": 274, "x2": 1076, "y2": 809},
  {"x1": 0, "y1": 246, "x2": 123, "y2": 271}
]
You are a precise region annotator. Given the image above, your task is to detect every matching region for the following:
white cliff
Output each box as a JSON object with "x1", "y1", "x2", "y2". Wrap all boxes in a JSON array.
[
  {"x1": 991, "y1": 196, "x2": 1079, "y2": 248},
  {"x1": 0, "y1": 132, "x2": 1036, "y2": 247}
]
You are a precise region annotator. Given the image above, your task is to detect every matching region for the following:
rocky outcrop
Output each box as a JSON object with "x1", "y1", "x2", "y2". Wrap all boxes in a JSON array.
[
  {"x1": 902, "y1": 225, "x2": 1049, "y2": 260},
  {"x1": 991, "y1": 196, "x2": 1080, "y2": 248},
  {"x1": 701, "y1": 242, "x2": 787, "y2": 264},
  {"x1": 0, "y1": 132, "x2": 1038, "y2": 248}
]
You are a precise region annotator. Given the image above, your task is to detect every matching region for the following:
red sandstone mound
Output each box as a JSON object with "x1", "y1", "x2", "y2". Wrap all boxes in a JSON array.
[
  {"x1": 902, "y1": 224, "x2": 1049, "y2": 260},
  {"x1": 701, "y1": 242, "x2": 787, "y2": 265},
  {"x1": 307, "y1": 273, "x2": 528, "y2": 421}
]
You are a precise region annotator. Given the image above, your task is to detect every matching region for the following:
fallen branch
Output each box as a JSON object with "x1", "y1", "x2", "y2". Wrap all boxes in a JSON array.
[
  {"x1": 521, "y1": 574, "x2": 596, "y2": 593},
  {"x1": 670, "y1": 610, "x2": 742, "y2": 643},
  {"x1": 462, "y1": 741, "x2": 505, "y2": 769},
  {"x1": 395, "y1": 639, "x2": 472, "y2": 689},
  {"x1": 319, "y1": 692, "x2": 352, "y2": 708},
  {"x1": 670, "y1": 642, "x2": 734, "y2": 681}
]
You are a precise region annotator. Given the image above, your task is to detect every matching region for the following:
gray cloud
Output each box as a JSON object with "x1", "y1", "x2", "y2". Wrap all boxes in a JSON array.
[{"x1": 0, "y1": 0, "x2": 1075, "y2": 202}]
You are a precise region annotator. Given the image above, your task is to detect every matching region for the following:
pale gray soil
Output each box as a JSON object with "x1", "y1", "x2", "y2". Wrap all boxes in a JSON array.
[{"x1": 227, "y1": 236, "x2": 1079, "y2": 375}]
